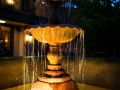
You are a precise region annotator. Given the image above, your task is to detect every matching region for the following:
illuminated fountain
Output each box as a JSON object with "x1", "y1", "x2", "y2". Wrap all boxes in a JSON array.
[{"x1": 25, "y1": 0, "x2": 83, "y2": 90}]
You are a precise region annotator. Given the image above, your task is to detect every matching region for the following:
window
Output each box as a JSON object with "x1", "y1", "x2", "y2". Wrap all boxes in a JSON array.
[
  {"x1": 21, "y1": 0, "x2": 29, "y2": 11},
  {"x1": 1, "y1": 26, "x2": 11, "y2": 50}
]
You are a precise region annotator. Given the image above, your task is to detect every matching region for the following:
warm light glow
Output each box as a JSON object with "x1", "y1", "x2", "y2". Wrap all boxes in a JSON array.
[
  {"x1": 28, "y1": 36, "x2": 33, "y2": 42},
  {"x1": 25, "y1": 34, "x2": 29, "y2": 42},
  {"x1": 0, "y1": 20, "x2": 6, "y2": 23},
  {"x1": 6, "y1": 0, "x2": 15, "y2": 5},
  {"x1": 5, "y1": 38, "x2": 8, "y2": 43},
  {"x1": 25, "y1": 34, "x2": 33, "y2": 42}
]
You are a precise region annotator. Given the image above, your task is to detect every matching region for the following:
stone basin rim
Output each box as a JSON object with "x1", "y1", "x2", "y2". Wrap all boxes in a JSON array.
[{"x1": 26, "y1": 24, "x2": 81, "y2": 29}]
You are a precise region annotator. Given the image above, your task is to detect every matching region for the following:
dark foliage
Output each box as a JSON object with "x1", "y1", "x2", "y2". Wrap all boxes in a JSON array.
[{"x1": 72, "y1": 0, "x2": 120, "y2": 57}]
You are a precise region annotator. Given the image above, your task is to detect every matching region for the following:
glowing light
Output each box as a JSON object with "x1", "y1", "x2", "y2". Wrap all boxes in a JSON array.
[
  {"x1": 74, "y1": 5, "x2": 77, "y2": 8},
  {"x1": 6, "y1": 0, "x2": 15, "y2": 5},
  {"x1": 0, "y1": 20, "x2": 6, "y2": 23},
  {"x1": 5, "y1": 38, "x2": 8, "y2": 43},
  {"x1": 25, "y1": 34, "x2": 33, "y2": 42},
  {"x1": 42, "y1": 2, "x2": 45, "y2": 4},
  {"x1": 28, "y1": 35, "x2": 33, "y2": 42}
]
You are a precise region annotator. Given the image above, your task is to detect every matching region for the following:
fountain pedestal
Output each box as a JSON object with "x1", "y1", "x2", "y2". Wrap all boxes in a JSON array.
[{"x1": 31, "y1": 44, "x2": 79, "y2": 90}]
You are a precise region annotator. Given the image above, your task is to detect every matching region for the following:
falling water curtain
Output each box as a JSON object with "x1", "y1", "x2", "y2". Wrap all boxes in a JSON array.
[{"x1": 0, "y1": 24, "x2": 4, "y2": 40}]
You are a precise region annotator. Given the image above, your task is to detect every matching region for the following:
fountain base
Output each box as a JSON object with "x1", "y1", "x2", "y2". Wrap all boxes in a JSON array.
[
  {"x1": 31, "y1": 80, "x2": 79, "y2": 90},
  {"x1": 32, "y1": 63, "x2": 79, "y2": 90},
  {"x1": 39, "y1": 73, "x2": 71, "y2": 83}
]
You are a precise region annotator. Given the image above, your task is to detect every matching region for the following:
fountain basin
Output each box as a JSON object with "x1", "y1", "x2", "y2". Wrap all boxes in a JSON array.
[{"x1": 26, "y1": 24, "x2": 81, "y2": 45}]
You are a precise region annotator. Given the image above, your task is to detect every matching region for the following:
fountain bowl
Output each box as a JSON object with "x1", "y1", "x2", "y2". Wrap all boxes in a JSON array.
[{"x1": 25, "y1": 24, "x2": 81, "y2": 45}]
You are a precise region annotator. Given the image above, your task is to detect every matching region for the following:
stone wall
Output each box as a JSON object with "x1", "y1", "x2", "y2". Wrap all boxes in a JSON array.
[
  {"x1": 62, "y1": 58, "x2": 120, "y2": 90},
  {"x1": 0, "y1": 57, "x2": 25, "y2": 89},
  {"x1": 0, "y1": 57, "x2": 120, "y2": 90}
]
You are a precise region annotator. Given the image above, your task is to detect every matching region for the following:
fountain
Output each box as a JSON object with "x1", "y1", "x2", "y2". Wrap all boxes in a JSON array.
[{"x1": 25, "y1": 0, "x2": 83, "y2": 90}]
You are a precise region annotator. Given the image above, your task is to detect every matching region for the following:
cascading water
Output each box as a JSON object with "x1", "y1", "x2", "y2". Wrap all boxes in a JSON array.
[
  {"x1": 61, "y1": 30, "x2": 85, "y2": 82},
  {"x1": 23, "y1": 0, "x2": 85, "y2": 90},
  {"x1": 23, "y1": 28, "x2": 84, "y2": 90}
]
